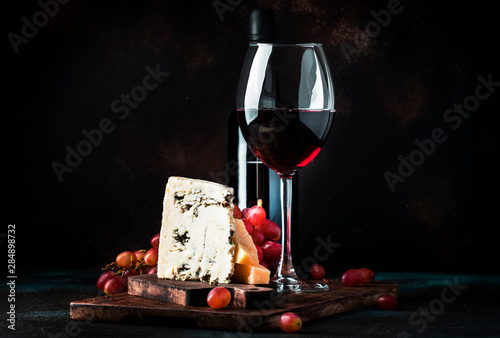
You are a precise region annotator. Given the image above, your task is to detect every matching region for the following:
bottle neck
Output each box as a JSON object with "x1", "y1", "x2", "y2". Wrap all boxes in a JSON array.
[{"x1": 248, "y1": 8, "x2": 275, "y2": 43}]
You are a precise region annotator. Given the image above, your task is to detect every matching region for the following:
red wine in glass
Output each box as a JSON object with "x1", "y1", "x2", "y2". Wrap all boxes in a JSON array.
[{"x1": 237, "y1": 108, "x2": 334, "y2": 178}]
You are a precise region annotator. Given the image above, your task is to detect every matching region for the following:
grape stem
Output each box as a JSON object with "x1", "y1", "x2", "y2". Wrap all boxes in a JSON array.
[{"x1": 102, "y1": 256, "x2": 149, "y2": 275}]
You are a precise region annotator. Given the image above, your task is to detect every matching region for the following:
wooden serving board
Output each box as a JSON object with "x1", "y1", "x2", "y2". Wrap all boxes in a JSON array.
[
  {"x1": 127, "y1": 274, "x2": 273, "y2": 308},
  {"x1": 70, "y1": 277, "x2": 398, "y2": 332}
]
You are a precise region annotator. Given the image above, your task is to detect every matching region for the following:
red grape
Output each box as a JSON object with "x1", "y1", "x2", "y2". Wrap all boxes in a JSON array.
[
  {"x1": 207, "y1": 287, "x2": 231, "y2": 309},
  {"x1": 144, "y1": 247, "x2": 158, "y2": 266},
  {"x1": 341, "y1": 269, "x2": 362, "y2": 287},
  {"x1": 279, "y1": 312, "x2": 302, "y2": 333},
  {"x1": 266, "y1": 258, "x2": 279, "y2": 276},
  {"x1": 256, "y1": 219, "x2": 281, "y2": 241},
  {"x1": 241, "y1": 208, "x2": 249, "y2": 219},
  {"x1": 377, "y1": 294, "x2": 398, "y2": 310},
  {"x1": 358, "y1": 268, "x2": 375, "y2": 283},
  {"x1": 147, "y1": 266, "x2": 158, "y2": 274},
  {"x1": 123, "y1": 270, "x2": 135, "y2": 277},
  {"x1": 127, "y1": 266, "x2": 141, "y2": 275},
  {"x1": 256, "y1": 245, "x2": 264, "y2": 263},
  {"x1": 233, "y1": 203, "x2": 242, "y2": 219},
  {"x1": 134, "y1": 250, "x2": 146, "y2": 263},
  {"x1": 104, "y1": 275, "x2": 126, "y2": 294},
  {"x1": 122, "y1": 270, "x2": 135, "y2": 286},
  {"x1": 251, "y1": 229, "x2": 265, "y2": 246},
  {"x1": 150, "y1": 233, "x2": 160, "y2": 248},
  {"x1": 260, "y1": 241, "x2": 282, "y2": 260},
  {"x1": 241, "y1": 218, "x2": 254, "y2": 235},
  {"x1": 309, "y1": 264, "x2": 325, "y2": 280},
  {"x1": 116, "y1": 251, "x2": 137, "y2": 269},
  {"x1": 247, "y1": 200, "x2": 266, "y2": 226},
  {"x1": 260, "y1": 260, "x2": 268, "y2": 269},
  {"x1": 97, "y1": 271, "x2": 115, "y2": 291}
]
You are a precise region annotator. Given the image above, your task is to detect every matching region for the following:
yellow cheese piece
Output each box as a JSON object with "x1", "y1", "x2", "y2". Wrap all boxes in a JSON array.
[
  {"x1": 231, "y1": 263, "x2": 270, "y2": 285},
  {"x1": 233, "y1": 219, "x2": 259, "y2": 266},
  {"x1": 231, "y1": 219, "x2": 271, "y2": 284}
]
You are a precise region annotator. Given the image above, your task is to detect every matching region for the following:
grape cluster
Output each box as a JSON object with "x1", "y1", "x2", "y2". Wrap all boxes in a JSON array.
[
  {"x1": 234, "y1": 200, "x2": 282, "y2": 276},
  {"x1": 96, "y1": 233, "x2": 160, "y2": 295}
]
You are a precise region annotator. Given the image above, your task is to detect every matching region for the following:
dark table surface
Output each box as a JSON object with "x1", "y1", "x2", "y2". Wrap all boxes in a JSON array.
[{"x1": 3, "y1": 269, "x2": 500, "y2": 337}]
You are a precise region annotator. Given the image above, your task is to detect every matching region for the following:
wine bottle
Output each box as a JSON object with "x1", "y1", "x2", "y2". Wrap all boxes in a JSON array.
[{"x1": 226, "y1": 8, "x2": 282, "y2": 223}]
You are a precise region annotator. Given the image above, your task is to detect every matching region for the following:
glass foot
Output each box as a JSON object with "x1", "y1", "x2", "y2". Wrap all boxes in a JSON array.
[{"x1": 272, "y1": 276, "x2": 329, "y2": 293}]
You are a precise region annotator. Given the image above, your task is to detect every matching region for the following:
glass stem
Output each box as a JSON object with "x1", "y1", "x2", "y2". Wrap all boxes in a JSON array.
[{"x1": 276, "y1": 175, "x2": 299, "y2": 280}]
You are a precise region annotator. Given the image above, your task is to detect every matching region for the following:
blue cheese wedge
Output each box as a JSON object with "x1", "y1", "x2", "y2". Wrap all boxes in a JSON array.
[{"x1": 157, "y1": 176, "x2": 236, "y2": 285}]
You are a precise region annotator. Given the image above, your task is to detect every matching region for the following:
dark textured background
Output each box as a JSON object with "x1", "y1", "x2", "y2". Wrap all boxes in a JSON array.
[{"x1": 5, "y1": 0, "x2": 499, "y2": 275}]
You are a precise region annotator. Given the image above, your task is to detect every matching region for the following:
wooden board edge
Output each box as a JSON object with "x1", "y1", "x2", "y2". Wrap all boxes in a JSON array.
[{"x1": 69, "y1": 282, "x2": 399, "y2": 332}]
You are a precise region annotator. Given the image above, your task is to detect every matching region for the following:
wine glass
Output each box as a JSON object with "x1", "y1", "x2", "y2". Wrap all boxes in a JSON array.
[{"x1": 236, "y1": 43, "x2": 335, "y2": 293}]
